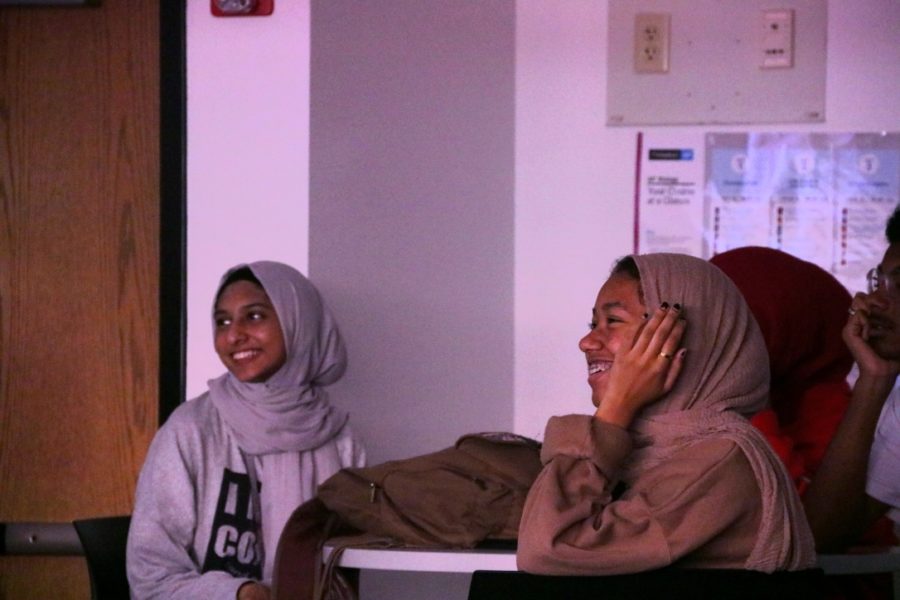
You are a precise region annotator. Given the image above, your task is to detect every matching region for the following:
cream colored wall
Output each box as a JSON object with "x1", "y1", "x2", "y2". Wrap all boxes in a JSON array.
[{"x1": 185, "y1": 0, "x2": 311, "y2": 398}]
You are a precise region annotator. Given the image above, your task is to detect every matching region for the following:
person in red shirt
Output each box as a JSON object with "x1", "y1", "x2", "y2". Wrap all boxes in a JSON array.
[{"x1": 711, "y1": 247, "x2": 854, "y2": 498}]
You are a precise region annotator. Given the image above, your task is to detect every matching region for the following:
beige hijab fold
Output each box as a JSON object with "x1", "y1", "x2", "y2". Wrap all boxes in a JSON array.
[{"x1": 624, "y1": 253, "x2": 815, "y2": 572}]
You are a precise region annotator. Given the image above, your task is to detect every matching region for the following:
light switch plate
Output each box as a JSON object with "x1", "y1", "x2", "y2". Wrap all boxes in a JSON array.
[{"x1": 761, "y1": 9, "x2": 794, "y2": 68}]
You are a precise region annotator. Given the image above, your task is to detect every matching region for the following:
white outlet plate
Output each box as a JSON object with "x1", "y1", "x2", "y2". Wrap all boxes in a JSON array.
[
  {"x1": 634, "y1": 13, "x2": 670, "y2": 74},
  {"x1": 761, "y1": 9, "x2": 794, "y2": 68}
]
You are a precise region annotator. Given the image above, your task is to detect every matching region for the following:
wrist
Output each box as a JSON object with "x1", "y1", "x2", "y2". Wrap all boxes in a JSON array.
[
  {"x1": 850, "y1": 372, "x2": 898, "y2": 418},
  {"x1": 855, "y1": 371, "x2": 898, "y2": 396},
  {"x1": 594, "y1": 397, "x2": 636, "y2": 429},
  {"x1": 857, "y1": 361, "x2": 900, "y2": 380}
]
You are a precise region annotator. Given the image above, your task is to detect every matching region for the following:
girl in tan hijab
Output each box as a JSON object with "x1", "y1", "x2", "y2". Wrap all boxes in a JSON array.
[{"x1": 517, "y1": 253, "x2": 815, "y2": 575}]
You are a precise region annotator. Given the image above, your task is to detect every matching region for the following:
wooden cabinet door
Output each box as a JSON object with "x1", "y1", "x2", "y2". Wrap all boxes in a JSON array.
[{"x1": 0, "y1": 2, "x2": 160, "y2": 598}]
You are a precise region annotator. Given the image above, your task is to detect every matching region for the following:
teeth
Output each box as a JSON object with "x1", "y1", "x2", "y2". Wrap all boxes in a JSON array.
[
  {"x1": 232, "y1": 350, "x2": 258, "y2": 361},
  {"x1": 588, "y1": 362, "x2": 611, "y2": 375}
]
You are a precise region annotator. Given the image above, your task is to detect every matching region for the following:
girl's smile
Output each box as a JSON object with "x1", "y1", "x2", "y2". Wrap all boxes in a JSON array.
[{"x1": 213, "y1": 280, "x2": 287, "y2": 383}]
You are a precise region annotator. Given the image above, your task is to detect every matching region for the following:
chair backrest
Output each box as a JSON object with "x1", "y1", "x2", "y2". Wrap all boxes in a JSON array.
[
  {"x1": 468, "y1": 568, "x2": 825, "y2": 600},
  {"x1": 73, "y1": 515, "x2": 132, "y2": 600}
]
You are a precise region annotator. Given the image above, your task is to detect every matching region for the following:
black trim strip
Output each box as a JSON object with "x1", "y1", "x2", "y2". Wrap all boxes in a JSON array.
[{"x1": 159, "y1": 0, "x2": 187, "y2": 425}]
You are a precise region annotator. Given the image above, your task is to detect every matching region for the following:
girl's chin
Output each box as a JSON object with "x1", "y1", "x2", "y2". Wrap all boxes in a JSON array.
[{"x1": 588, "y1": 380, "x2": 607, "y2": 407}]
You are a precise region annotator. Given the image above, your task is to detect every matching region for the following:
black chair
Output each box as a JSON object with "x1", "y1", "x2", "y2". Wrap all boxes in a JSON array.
[
  {"x1": 73, "y1": 515, "x2": 132, "y2": 600},
  {"x1": 468, "y1": 568, "x2": 825, "y2": 600}
]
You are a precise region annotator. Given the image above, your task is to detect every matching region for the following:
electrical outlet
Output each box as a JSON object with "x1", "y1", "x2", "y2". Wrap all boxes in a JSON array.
[
  {"x1": 634, "y1": 13, "x2": 670, "y2": 74},
  {"x1": 761, "y1": 9, "x2": 794, "y2": 68}
]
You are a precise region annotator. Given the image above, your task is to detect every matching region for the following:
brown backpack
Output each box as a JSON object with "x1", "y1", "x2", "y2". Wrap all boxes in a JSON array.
[
  {"x1": 272, "y1": 433, "x2": 542, "y2": 599},
  {"x1": 316, "y1": 432, "x2": 542, "y2": 547}
]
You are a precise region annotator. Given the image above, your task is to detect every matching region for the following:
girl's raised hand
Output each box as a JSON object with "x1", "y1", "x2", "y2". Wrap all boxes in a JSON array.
[
  {"x1": 844, "y1": 292, "x2": 900, "y2": 379},
  {"x1": 595, "y1": 302, "x2": 687, "y2": 428}
]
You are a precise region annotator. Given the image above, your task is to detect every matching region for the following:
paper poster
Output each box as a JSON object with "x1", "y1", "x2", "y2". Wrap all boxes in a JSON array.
[
  {"x1": 636, "y1": 131, "x2": 900, "y2": 293},
  {"x1": 832, "y1": 135, "x2": 900, "y2": 290},
  {"x1": 704, "y1": 138, "x2": 772, "y2": 255},
  {"x1": 634, "y1": 132, "x2": 705, "y2": 257}
]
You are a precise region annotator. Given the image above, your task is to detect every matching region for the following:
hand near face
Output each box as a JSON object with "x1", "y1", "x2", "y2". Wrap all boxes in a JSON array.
[
  {"x1": 595, "y1": 302, "x2": 687, "y2": 429},
  {"x1": 844, "y1": 291, "x2": 900, "y2": 379}
]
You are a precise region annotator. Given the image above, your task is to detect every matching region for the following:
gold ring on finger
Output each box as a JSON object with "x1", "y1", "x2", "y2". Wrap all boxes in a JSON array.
[{"x1": 659, "y1": 351, "x2": 673, "y2": 360}]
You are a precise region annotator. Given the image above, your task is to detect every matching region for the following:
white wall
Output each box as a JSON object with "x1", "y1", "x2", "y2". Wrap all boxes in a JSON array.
[
  {"x1": 514, "y1": 2, "x2": 622, "y2": 439},
  {"x1": 513, "y1": 0, "x2": 900, "y2": 436},
  {"x1": 185, "y1": 0, "x2": 311, "y2": 397}
]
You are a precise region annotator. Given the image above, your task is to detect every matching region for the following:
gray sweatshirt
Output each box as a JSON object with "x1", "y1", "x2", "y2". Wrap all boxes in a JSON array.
[{"x1": 126, "y1": 394, "x2": 365, "y2": 599}]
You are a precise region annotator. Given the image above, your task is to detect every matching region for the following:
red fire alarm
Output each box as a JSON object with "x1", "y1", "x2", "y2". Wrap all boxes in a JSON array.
[{"x1": 211, "y1": 0, "x2": 274, "y2": 17}]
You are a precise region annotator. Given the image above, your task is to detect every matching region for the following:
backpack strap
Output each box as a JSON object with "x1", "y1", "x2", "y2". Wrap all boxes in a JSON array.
[{"x1": 314, "y1": 534, "x2": 398, "y2": 600}]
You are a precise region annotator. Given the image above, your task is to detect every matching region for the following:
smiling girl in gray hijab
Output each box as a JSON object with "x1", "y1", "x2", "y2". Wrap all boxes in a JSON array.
[{"x1": 128, "y1": 261, "x2": 365, "y2": 600}]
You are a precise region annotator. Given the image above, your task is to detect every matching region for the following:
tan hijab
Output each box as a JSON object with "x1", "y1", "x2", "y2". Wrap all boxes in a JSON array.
[{"x1": 625, "y1": 253, "x2": 815, "y2": 572}]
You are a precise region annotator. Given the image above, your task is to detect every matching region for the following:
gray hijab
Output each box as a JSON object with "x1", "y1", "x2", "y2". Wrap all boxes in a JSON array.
[{"x1": 208, "y1": 261, "x2": 349, "y2": 455}]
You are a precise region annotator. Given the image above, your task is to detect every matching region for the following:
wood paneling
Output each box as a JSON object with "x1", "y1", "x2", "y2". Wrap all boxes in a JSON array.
[
  {"x1": 0, "y1": 1, "x2": 160, "y2": 597},
  {"x1": 0, "y1": 557, "x2": 89, "y2": 600}
]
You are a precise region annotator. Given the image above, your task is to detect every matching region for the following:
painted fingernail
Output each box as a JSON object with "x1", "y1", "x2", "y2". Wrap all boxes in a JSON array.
[
  {"x1": 661, "y1": 302, "x2": 669, "y2": 309},
  {"x1": 678, "y1": 348, "x2": 687, "y2": 358},
  {"x1": 673, "y1": 303, "x2": 681, "y2": 311}
]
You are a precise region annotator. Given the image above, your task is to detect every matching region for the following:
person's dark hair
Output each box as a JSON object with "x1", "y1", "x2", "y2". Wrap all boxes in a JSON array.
[
  {"x1": 215, "y1": 266, "x2": 263, "y2": 305},
  {"x1": 611, "y1": 255, "x2": 640, "y2": 281},
  {"x1": 887, "y1": 206, "x2": 900, "y2": 245},
  {"x1": 611, "y1": 255, "x2": 645, "y2": 303}
]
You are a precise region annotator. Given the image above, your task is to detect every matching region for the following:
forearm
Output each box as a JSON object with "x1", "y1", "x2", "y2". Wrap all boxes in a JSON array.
[
  {"x1": 128, "y1": 424, "x2": 254, "y2": 600},
  {"x1": 803, "y1": 373, "x2": 894, "y2": 551},
  {"x1": 518, "y1": 416, "x2": 637, "y2": 573},
  {"x1": 128, "y1": 505, "x2": 251, "y2": 600},
  {"x1": 519, "y1": 423, "x2": 762, "y2": 574}
]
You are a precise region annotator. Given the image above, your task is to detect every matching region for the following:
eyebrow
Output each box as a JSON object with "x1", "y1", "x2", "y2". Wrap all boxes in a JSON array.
[
  {"x1": 599, "y1": 301, "x2": 626, "y2": 312},
  {"x1": 214, "y1": 302, "x2": 272, "y2": 315}
]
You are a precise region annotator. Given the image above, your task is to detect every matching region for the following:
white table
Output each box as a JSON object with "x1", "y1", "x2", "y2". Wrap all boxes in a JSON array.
[
  {"x1": 326, "y1": 544, "x2": 900, "y2": 573},
  {"x1": 323, "y1": 545, "x2": 518, "y2": 573},
  {"x1": 324, "y1": 543, "x2": 900, "y2": 594}
]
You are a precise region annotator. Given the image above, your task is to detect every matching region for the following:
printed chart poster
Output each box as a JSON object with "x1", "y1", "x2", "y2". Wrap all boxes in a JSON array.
[
  {"x1": 705, "y1": 132, "x2": 900, "y2": 293},
  {"x1": 636, "y1": 132, "x2": 900, "y2": 294},
  {"x1": 833, "y1": 135, "x2": 900, "y2": 290},
  {"x1": 635, "y1": 131, "x2": 705, "y2": 257},
  {"x1": 706, "y1": 133, "x2": 836, "y2": 269}
]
